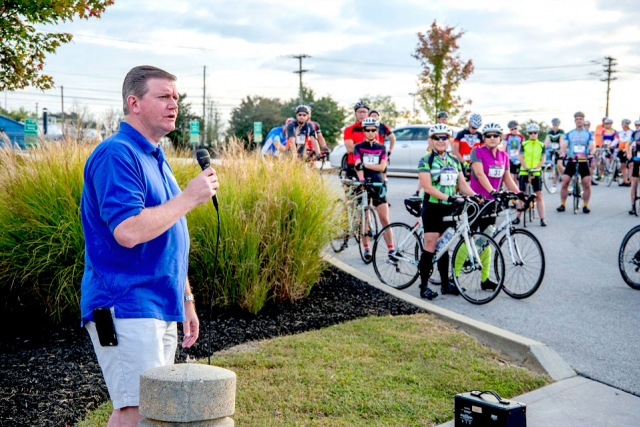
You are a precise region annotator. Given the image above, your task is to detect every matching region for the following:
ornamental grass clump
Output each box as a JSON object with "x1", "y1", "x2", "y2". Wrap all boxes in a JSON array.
[
  {"x1": 180, "y1": 140, "x2": 343, "y2": 314},
  {"x1": 0, "y1": 138, "x2": 342, "y2": 323}
]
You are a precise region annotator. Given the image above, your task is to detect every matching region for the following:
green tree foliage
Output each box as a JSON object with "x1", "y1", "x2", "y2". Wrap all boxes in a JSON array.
[
  {"x1": 166, "y1": 93, "x2": 200, "y2": 150},
  {"x1": 0, "y1": 0, "x2": 114, "y2": 91},
  {"x1": 519, "y1": 119, "x2": 549, "y2": 141},
  {"x1": 282, "y1": 86, "x2": 347, "y2": 146},
  {"x1": 360, "y1": 95, "x2": 401, "y2": 129},
  {"x1": 412, "y1": 20, "x2": 474, "y2": 126},
  {"x1": 228, "y1": 96, "x2": 287, "y2": 148},
  {"x1": 0, "y1": 106, "x2": 34, "y2": 122}
]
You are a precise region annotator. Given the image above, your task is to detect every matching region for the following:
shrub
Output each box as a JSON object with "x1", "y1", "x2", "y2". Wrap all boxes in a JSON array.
[{"x1": 0, "y1": 139, "x2": 341, "y2": 323}]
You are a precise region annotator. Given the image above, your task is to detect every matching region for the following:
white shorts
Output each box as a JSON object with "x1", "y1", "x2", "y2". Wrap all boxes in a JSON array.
[{"x1": 86, "y1": 314, "x2": 177, "y2": 409}]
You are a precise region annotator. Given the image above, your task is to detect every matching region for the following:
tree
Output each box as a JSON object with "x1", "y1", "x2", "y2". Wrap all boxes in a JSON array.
[
  {"x1": 0, "y1": 1, "x2": 114, "y2": 91},
  {"x1": 205, "y1": 99, "x2": 223, "y2": 148},
  {"x1": 228, "y1": 96, "x2": 287, "y2": 148},
  {"x1": 360, "y1": 95, "x2": 401, "y2": 129},
  {"x1": 519, "y1": 119, "x2": 549, "y2": 142},
  {"x1": 0, "y1": 106, "x2": 34, "y2": 122},
  {"x1": 166, "y1": 94, "x2": 200, "y2": 150},
  {"x1": 282, "y1": 86, "x2": 348, "y2": 146},
  {"x1": 412, "y1": 20, "x2": 474, "y2": 126}
]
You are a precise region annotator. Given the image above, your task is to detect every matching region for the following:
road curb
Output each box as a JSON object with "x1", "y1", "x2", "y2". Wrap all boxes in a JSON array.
[{"x1": 323, "y1": 253, "x2": 576, "y2": 381}]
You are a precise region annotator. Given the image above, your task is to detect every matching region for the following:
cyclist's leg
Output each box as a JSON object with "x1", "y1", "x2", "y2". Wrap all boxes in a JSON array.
[
  {"x1": 560, "y1": 162, "x2": 574, "y2": 204},
  {"x1": 580, "y1": 163, "x2": 592, "y2": 205},
  {"x1": 630, "y1": 161, "x2": 640, "y2": 212},
  {"x1": 533, "y1": 176, "x2": 545, "y2": 220},
  {"x1": 420, "y1": 202, "x2": 447, "y2": 298},
  {"x1": 516, "y1": 175, "x2": 527, "y2": 219},
  {"x1": 375, "y1": 197, "x2": 393, "y2": 251}
]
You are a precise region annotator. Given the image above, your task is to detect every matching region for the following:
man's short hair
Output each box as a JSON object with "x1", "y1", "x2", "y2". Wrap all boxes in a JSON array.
[{"x1": 122, "y1": 66, "x2": 177, "y2": 115}]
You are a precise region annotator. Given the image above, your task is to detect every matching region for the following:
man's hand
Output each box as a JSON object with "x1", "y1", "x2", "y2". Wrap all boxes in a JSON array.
[
  {"x1": 182, "y1": 301, "x2": 199, "y2": 348},
  {"x1": 183, "y1": 167, "x2": 219, "y2": 208}
]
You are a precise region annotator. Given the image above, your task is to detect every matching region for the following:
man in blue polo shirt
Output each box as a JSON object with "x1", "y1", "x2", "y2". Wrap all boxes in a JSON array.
[{"x1": 80, "y1": 65, "x2": 219, "y2": 427}]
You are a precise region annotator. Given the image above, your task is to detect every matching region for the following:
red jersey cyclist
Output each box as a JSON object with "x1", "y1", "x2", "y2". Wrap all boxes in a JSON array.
[
  {"x1": 343, "y1": 101, "x2": 369, "y2": 179},
  {"x1": 453, "y1": 113, "x2": 484, "y2": 176}
]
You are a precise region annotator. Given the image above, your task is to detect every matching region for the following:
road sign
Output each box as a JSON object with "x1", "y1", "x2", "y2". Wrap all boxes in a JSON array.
[
  {"x1": 189, "y1": 120, "x2": 200, "y2": 144},
  {"x1": 24, "y1": 118, "x2": 38, "y2": 147},
  {"x1": 253, "y1": 122, "x2": 263, "y2": 143}
]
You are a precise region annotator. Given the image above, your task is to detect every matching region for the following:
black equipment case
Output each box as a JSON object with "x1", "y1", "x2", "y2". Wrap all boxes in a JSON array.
[{"x1": 454, "y1": 390, "x2": 526, "y2": 426}]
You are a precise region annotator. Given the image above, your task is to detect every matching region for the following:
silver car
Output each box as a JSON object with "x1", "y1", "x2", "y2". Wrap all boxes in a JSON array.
[{"x1": 329, "y1": 124, "x2": 434, "y2": 173}]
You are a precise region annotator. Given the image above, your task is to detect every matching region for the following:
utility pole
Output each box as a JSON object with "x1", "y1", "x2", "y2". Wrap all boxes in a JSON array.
[
  {"x1": 202, "y1": 66, "x2": 206, "y2": 146},
  {"x1": 61, "y1": 86, "x2": 65, "y2": 136},
  {"x1": 408, "y1": 92, "x2": 417, "y2": 113},
  {"x1": 35, "y1": 102, "x2": 38, "y2": 120},
  {"x1": 290, "y1": 54, "x2": 310, "y2": 104},
  {"x1": 600, "y1": 56, "x2": 618, "y2": 117}
]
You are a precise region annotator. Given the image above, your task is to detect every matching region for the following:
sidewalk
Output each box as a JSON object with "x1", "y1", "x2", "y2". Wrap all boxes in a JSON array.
[{"x1": 323, "y1": 255, "x2": 640, "y2": 427}]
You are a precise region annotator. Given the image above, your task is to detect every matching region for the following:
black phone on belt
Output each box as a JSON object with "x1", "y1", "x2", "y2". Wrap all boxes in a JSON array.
[{"x1": 93, "y1": 307, "x2": 118, "y2": 347}]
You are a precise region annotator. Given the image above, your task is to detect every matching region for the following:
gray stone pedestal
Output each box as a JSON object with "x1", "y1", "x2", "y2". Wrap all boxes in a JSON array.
[{"x1": 139, "y1": 364, "x2": 236, "y2": 426}]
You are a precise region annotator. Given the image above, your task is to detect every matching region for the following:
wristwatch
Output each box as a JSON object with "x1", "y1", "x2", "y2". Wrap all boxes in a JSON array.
[{"x1": 184, "y1": 294, "x2": 195, "y2": 303}]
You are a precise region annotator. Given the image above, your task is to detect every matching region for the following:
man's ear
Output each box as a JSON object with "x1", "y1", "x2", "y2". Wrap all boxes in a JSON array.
[{"x1": 127, "y1": 95, "x2": 140, "y2": 114}]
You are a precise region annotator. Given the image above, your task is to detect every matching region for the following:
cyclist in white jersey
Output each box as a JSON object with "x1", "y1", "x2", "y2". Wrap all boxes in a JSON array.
[{"x1": 616, "y1": 119, "x2": 634, "y2": 186}]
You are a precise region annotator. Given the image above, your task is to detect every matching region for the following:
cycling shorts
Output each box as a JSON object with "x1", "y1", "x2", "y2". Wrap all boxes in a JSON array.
[
  {"x1": 366, "y1": 185, "x2": 388, "y2": 208},
  {"x1": 617, "y1": 150, "x2": 628, "y2": 163},
  {"x1": 563, "y1": 161, "x2": 591, "y2": 178},
  {"x1": 345, "y1": 165, "x2": 358, "y2": 180},
  {"x1": 510, "y1": 163, "x2": 521, "y2": 175},
  {"x1": 632, "y1": 160, "x2": 640, "y2": 178},
  {"x1": 421, "y1": 202, "x2": 456, "y2": 234},
  {"x1": 519, "y1": 175, "x2": 542, "y2": 192}
]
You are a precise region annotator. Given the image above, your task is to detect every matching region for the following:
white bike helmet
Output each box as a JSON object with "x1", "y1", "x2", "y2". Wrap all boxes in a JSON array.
[
  {"x1": 428, "y1": 123, "x2": 452, "y2": 137},
  {"x1": 551, "y1": 118, "x2": 561, "y2": 126},
  {"x1": 603, "y1": 117, "x2": 613, "y2": 124},
  {"x1": 469, "y1": 113, "x2": 482, "y2": 129},
  {"x1": 481, "y1": 122, "x2": 503, "y2": 135},
  {"x1": 622, "y1": 119, "x2": 631, "y2": 125},
  {"x1": 635, "y1": 120, "x2": 640, "y2": 126},
  {"x1": 361, "y1": 117, "x2": 379, "y2": 128},
  {"x1": 526, "y1": 123, "x2": 540, "y2": 133}
]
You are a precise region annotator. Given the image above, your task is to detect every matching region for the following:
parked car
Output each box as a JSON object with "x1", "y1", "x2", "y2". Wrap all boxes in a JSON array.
[{"x1": 330, "y1": 124, "x2": 449, "y2": 174}]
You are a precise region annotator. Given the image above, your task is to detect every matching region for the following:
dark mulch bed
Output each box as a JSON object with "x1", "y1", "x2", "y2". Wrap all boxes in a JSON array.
[{"x1": 0, "y1": 267, "x2": 425, "y2": 427}]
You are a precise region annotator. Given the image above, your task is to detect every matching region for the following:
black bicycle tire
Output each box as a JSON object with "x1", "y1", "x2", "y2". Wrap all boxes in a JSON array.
[
  {"x1": 358, "y1": 205, "x2": 379, "y2": 264},
  {"x1": 330, "y1": 198, "x2": 349, "y2": 253},
  {"x1": 619, "y1": 225, "x2": 640, "y2": 290},
  {"x1": 573, "y1": 179, "x2": 580, "y2": 214},
  {"x1": 372, "y1": 222, "x2": 421, "y2": 289},
  {"x1": 451, "y1": 231, "x2": 505, "y2": 305},
  {"x1": 499, "y1": 229, "x2": 545, "y2": 298}
]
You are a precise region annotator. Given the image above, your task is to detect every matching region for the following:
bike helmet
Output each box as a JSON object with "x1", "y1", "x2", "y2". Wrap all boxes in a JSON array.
[
  {"x1": 429, "y1": 123, "x2": 452, "y2": 137},
  {"x1": 551, "y1": 118, "x2": 561, "y2": 126},
  {"x1": 574, "y1": 111, "x2": 585, "y2": 118},
  {"x1": 481, "y1": 122, "x2": 503, "y2": 135},
  {"x1": 361, "y1": 117, "x2": 379, "y2": 128},
  {"x1": 507, "y1": 120, "x2": 518, "y2": 129},
  {"x1": 353, "y1": 101, "x2": 370, "y2": 111},
  {"x1": 437, "y1": 111, "x2": 448, "y2": 118},
  {"x1": 369, "y1": 109, "x2": 379, "y2": 116},
  {"x1": 635, "y1": 120, "x2": 640, "y2": 126},
  {"x1": 469, "y1": 113, "x2": 482, "y2": 129},
  {"x1": 295, "y1": 105, "x2": 310, "y2": 114},
  {"x1": 526, "y1": 123, "x2": 540, "y2": 133},
  {"x1": 285, "y1": 117, "x2": 294, "y2": 125},
  {"x1": 603, "y1": 117, "x2": 613, "y2": 124},
  {"x1": 584, "y1": 120, "x2": 591, "y2": 126},
  {"x1": 622, "y1": 118, "x2": 631, "y2": 125}
]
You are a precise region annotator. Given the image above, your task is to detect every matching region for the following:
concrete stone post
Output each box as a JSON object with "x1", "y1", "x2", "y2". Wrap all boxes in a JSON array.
[{"x1": 138, "y1": 364, "x2": 236, "y2": 426}]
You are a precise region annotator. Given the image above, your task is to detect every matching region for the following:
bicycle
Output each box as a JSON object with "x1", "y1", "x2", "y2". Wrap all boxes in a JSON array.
[
  {"x1": 372, "y1": 196, "x2": 505, "y2": 305},
  {"x1": 618, "y1": 225, "x2": 640, "y2": 290},
  {"x1": 485, "y1": 192, "x2": 545, "y2": 299},
  {"x1": 565, "y1": 161, "x2": 585, "y2": 214},
  {"x1": 520, "y1": 169, "x2": 539, "y2": 227},
  {"x1": 601, "y1": 147, "x2": 622, "y2": 187},
  {"x1": 542, "y1": 152, "x2": 561, "y2": 194},
  {"x1": 331, "y1": 179, "x2": 381, "y2": 264}
]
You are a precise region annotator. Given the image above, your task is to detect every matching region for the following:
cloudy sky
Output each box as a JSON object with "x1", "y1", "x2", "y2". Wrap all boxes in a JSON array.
[{"x1": 5, "y1": 0, "x2": 640, "y2": 130}]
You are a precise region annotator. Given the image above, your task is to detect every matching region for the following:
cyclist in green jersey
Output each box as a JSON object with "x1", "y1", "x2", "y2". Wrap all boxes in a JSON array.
[
  {"x1": 417, "y1": 124, "x2": 478, "y2": 300},
  {"x1": 516, "y1": 123, "x2": 547, "y2": 226}
]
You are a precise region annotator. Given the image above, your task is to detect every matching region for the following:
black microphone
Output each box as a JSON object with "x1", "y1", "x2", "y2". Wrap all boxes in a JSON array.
[{"x1": 195, "y1": 149, "x2": 219, "y2": 210}]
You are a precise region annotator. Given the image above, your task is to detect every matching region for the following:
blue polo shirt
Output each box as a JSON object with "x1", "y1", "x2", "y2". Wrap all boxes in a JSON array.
[{"x1": 80, "y1": 121, "x2": 189, "y2": 326}]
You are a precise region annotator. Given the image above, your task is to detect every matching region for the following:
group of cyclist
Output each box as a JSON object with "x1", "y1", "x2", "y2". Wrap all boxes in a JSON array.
[{"x1": 261, "y1": 104, "x2": 329, "y2": 159}]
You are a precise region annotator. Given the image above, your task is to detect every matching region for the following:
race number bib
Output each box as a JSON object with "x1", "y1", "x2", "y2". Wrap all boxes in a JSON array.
[
  {"x1": 573, "y1": 144, "x2": 586, "y2": 155},
  {"x1": 463, "y1": 154, "x2": 470, "y2": 161},
  {"x1": 440, "y1": 168, "x2": 458, "y2": 186},
  {"x1": 551, "y1": 142, "x2": 560, "y2": 150},
  {"x1": 296, "y1": 135, "x2": 306, "y2": 145},
  {"x1": 488, "y1": 165, "x2": 505, "y2": 178},
  {"x1": 509, "y1": 148, "x2": 519, "y2": 157},
  {"x1": 363, "y1": 154, "x2": 380, "y2": 165}
]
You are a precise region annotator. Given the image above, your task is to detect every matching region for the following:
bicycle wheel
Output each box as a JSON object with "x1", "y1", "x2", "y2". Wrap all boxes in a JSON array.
[
  {"x1": 330, "y1": 198, "x2": 349, "y2": 253},
  {"x1": 358, "y1": 205, "x2": 379, "y2": 264},
  {"x1": 542, "y1": 164, "x2": 557, "y2": 194},
  {"x1": 372, "y1": 222, "x2": 421, "y2": 289},
  {"x1": 603, "y1": 161, "x2": 613, "y2": 186},
  {"x1": 499, "y1": 229, "x2": 545, "y2": 298},
  {"x1": 451, "y1": 231, "x2": 505, "y2": 305},
  {"x1": 619, "y1": 225, "x2": 640, "y2": 290},
  {"x1": 573, "y1": 180, "x2": 580, "y2": 214}
]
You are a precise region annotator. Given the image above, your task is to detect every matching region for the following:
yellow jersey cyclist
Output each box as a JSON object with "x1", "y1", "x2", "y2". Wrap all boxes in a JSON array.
[
  {"x1": 557, "y1": 111, "x2": 595, "y2": 214},
  {"x1": 514, "y1": 123, "x2": 547, "y2": 226},
  {"x1": 417, "y1": 124, "x2": 479, "y2": 300}
]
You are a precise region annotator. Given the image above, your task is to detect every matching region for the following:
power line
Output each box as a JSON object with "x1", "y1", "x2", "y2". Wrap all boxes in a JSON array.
[
  {"x1": 289, "y1": 54, "x2": 311, "y2": 104},
  {"x1": 600, "y1": 56, "x2": 618, "y2": 117}
]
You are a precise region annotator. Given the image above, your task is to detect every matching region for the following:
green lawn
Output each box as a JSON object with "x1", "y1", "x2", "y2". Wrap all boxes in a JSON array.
[{"x1": 79, "y1": 314, "x2": 549, "y2": 427}]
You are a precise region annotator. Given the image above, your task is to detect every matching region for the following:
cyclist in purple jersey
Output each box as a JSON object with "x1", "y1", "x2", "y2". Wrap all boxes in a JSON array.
[{"x1": 354, "y1": 117, "x2": 393, "y2": 261}]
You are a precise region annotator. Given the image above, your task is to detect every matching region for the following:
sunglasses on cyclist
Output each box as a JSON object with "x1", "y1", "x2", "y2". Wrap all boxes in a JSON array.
[
  {"x1": 528, "y1": 131, "x2": 538, "y2": 134},
  {"x1": 431, "y1": 135, "x2": 448, "y2": 141},
  {"x1": 485, "y1": 133, "x2": 502, "y2": 139},
  {"x1": 510, "y1": 127, "x2": 518, "y2": 131},
  {"x1": 296, "y1": 112, "x2": 308, "y2": 116},
  {"x1": 364, "y1": 128, "x2": 377, "y2": 133}
]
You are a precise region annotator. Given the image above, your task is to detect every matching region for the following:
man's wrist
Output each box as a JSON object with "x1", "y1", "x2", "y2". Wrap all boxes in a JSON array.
[{"x1": 184, "y1": 294, "x2": 195, "y2": 304}]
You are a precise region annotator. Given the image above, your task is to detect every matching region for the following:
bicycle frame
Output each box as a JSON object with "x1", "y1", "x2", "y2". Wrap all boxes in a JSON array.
[{"x1": 340, "y1": 179, "x2": 382, "y2": 242}]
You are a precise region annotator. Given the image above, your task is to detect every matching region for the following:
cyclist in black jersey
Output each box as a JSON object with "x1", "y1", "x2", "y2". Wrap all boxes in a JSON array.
[
  {"x1": 545, "y1": 118, "x2": 565, "y2": 174},
  {"x1": 286, "y1": 105, "x2": 321, "y2": 158}
]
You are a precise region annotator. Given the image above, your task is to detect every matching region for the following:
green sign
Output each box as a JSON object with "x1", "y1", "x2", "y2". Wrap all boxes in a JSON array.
[
  {"x1": 24, "y1": 118, "x2": 38, "y2": 147},
  {"x1": 253, "y1": 122, "x2": 263, "y2": 143},
  {"x1": 189, "y1": 120, "x2": 200, "y2": 144}
]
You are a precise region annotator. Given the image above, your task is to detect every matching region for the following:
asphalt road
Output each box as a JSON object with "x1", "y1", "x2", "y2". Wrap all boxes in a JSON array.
[{"x1": 328, "y1": 173, "x2": 640, "y2": 396}]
